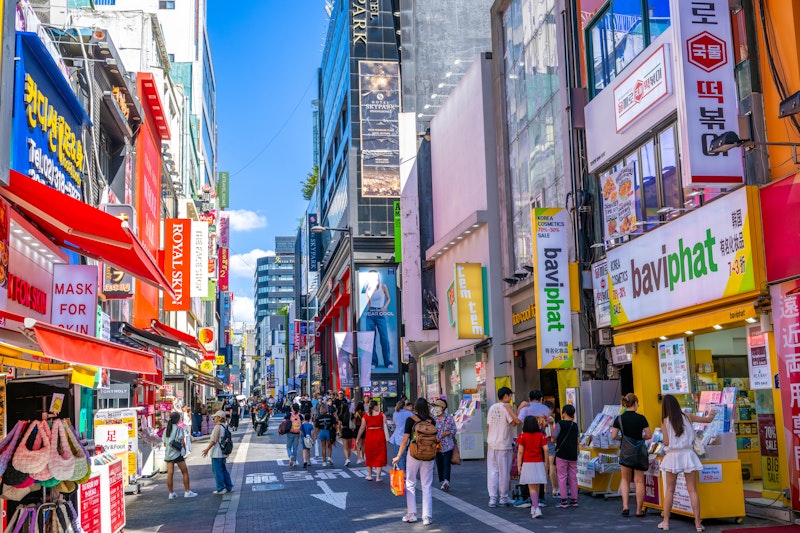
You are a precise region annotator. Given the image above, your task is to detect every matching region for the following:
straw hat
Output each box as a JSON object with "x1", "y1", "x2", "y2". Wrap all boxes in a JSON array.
[
  {"x1": 212, "y1": 410, "x2": 228, "y2": 419},
  {"x1": 432, "y1": 399, "x2": 447, "y2": 410}
]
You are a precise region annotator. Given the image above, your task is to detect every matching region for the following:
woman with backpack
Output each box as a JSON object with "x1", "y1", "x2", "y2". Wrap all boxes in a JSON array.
[
  {"x1": 201, "y1": 411, "x2": 233, "y2": 494},
  {"x1": 356, "y1": 400, "x2": 388, "y2": 481},
  {"x1": 162, "y1": 412, "x2": 198, "y2": 499},
  {"x1": 392, "y1": 397, "x2": 438, "y2": 526},
  {"x1": 286, "y1": 404, "x2": 303, "y2": 467}
]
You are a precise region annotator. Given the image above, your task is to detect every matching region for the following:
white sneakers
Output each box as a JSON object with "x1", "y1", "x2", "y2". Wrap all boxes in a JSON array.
[
  {"x1": 184, "y1": 491, "x2": 198, "y2": 498},
  {"x1": 423, "y1": 517, "x2": 432, "y2": 525},
  {"x1": 532, "y1": 507, "x2": 543, "y2": 519},
  {"x1": 440, "y1": 480, "x2": 450, "y2": 491},
  {"x1": 168, "y1": 493, "x2": 178, "y2": 500},
  {"x1": 344, "y1": 459, "x2": 351, "y2": 467},
  {"x1": 401, "y1": 514, "x2": 417, "y2": 523}
]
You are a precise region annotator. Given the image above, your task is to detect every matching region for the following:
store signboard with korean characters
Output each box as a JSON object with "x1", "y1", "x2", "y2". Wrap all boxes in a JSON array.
[
  {"x1": 671, "y1": 0, "x2": 743, "y2": 186},
  {"x1": 613, "y1": 45, "x2": 671, "y2": 133},
  {"x1": 606, "y1": 187, "x2": 760, "y2": 327}
]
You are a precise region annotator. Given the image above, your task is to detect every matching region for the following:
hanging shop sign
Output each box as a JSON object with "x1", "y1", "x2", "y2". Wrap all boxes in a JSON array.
[
  {"x1": 771, "y1": 280, "x2": 800, "y2": 511},
  {"x1": 760, "y1": 172, "x2": 800, "y2": 283},
  {"x1": 607, "y1": 187, "x2": 760, "y2": 327},
  {"x1": 746, "y1": 324, "x2": 773, "y2": 390},
  {"x1": 601, "y1": 163, "x2": 637, "y2": 242},
  {"x1": 218, "y1": 211, "x2": 229, "y2": 249},
  {"x1": 511, "y1": 297, "x2": 536, "y2": 334},
  {"x1": 51, "y1": 264, "x2": 98, "y2": 336},
  {"x1": 198, "y1": 326, "x2": 215, "y2": 352},
  {"x1": 308, "y1": 213, "x2": 321, "y2": 272},
  {"x1": 358, "y1": 60, "x2": 401, "y2": 198},
  {"x1": 592, "y1": 259, "x2": 611, "y2": 328},
  {"x1": 218, "y1": 247, "x2": 229, "y2": 292},
  {"x1": 658, "y1": 337, "x2": 690, "y2": 394},
  {"x1": 190, "y1": 220, "x2": 209, "y2": 298},
  {"x1": 613, "y1": 44, "x2": 671, "y2": 133},
  {"x1": 454, "y1": 263, "x2": 486, "y2": 339},
  {"x1": 532, "y1": 208, "x2": 573, "y2": 368},
  {"x1": 163, "y1": 218, "x2": 191, "y2": 311},
  {"x1": 101, "y1": 204, "x2": 134, "y2": 299},
  {"x1": 671, "y1": 0, "x2": 742, "y2": 186},
  {"x1": 0, "y1": 199, "x2": 9, "y2": 311},
  {"x1": 199, "y1": 360, "x2": 214, "y2": 374},
  {"x1": 217, "y1": 171, "x2": 229, "y2": 209},
  {"x1": 12, "y1": 32, "x2": 89, "y2": 200}
]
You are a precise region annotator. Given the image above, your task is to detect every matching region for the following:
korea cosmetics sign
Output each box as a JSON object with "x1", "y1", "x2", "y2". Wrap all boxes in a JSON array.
[
  {"x1": 606, "y1": 186, "x2": 761, "y2": 327},
  {"x1": 533, "y1": 208, "x2": 573, "y2": 369},
  {"x1": 357, "y1": 267, "x2": 399, "y2": 374}
]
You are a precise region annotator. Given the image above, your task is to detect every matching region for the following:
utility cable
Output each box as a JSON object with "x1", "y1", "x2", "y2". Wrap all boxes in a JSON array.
[{"x1": 231, "y1": 74, "x2": 316, "y2": 177}]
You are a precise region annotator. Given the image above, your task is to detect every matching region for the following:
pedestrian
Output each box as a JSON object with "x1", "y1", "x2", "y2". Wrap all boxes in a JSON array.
[
  {"x1": 517, "y1": 416, "x2": 549, "y2": 519},
  {"x1": 181, "y1": 405, "x2": 193, "y2": 454},
  {"x1": 392, "y1": 397, "x2": 437, "y2": 525},
  {"x1": 389, "y1": 400, "x2": 411, "y2": 471},
  {"x1": 432, "y1": 398, "x2": 457, "y2": 491},
  {"x1": 353, "y1": 401, "x2": 366, "y2": 464},
  {"x1": 611, "y1": 393, "x2": 652, "y2": 517},
  {"x1": 201, "y1": 410, "x2": 233, "y2": 494},
  {"x1": 337, "y1": 402, "x2": 356, "y2": 466},
  {"x1": 286, "y1": 404, "x2": 302, "y2": 467},
  {"x1": 333, "y1": 390, "x2": 349, "y2": 413},
  {"x1": 515, "y1": 390, "x2": 552, "y2": 508},
  {"x1": 356, "y1": 400, "x2": 388, "y2": 481},
  {"x1": 300, "y1": 394, "x2": 313, "y2": 418},
  {"x1": 300, "y1": 413, "x2": 315, "y2": 468},
  {"x1": 487, "y1": 386, "x2": 521, "y2": 508},
  {"x1": 543, "y1": 400, "x2": 558, "y2": 499},
  {"x1": 659, "y1": 394, "x2": 716, "y2": 531},
  {"x1": 230, "y1": 400, "x2": 240, "y2": 431},
  {"x1": 552, "y1": 404, "x2": 580, "y2": 509},
  {"x1": 315, "y1": 402, "x2": 338, "y2": 466},
  {"x1": 162, "y1": 412, "x2": 198, "y2": 499}
]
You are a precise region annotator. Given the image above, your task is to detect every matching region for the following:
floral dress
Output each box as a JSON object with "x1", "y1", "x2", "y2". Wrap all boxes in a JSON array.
[{"x1": 435, "y1": 414, "x2": 457, "y2": 453}]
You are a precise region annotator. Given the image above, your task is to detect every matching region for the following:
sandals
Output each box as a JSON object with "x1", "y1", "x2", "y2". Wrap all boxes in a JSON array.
[
  {"x1": 621, "y1": 509, "x2": 630, "y2": 517},
  {"x1": 657, "y1": 523, "x2": 669, "y2": 531},
  {"x1": 695, "y1": 525, "x2": 705, "y2": 532},
  {"x1": 365, "y1": 477, "x2": 373, "y2": 481}
]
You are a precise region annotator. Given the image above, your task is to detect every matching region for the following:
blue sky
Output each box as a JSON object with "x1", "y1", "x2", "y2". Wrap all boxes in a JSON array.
[{"x1": 208, "y1": 1, "x2": 327, "y2": 324}]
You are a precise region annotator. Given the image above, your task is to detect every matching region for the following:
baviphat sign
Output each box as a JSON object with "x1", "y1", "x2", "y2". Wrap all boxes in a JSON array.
[{"x1": 606, "y1": 186, "x2": 763, "y2": 327}]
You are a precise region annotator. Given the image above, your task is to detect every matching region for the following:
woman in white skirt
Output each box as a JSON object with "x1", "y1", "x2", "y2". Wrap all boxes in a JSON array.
[
  {"x1": 516, "y1": 416, "x2": 550, "y2": 519},
  {"x1": 658, "y1": 394, "x2": 716, "y2": 532}
]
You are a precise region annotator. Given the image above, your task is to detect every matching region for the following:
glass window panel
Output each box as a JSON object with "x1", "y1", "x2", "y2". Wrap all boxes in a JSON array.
[
  {"x1": 590, "y1": 12, "x2": 615, "y2": 94},
  {"x1": 660, "y1": 127, "x2": 683, "y2": 215},
  {"x1": 612, "y1": 0, "x2": 645, "y2": 75},
  {"x1": 648, "y1": 0, "x2": 671, "y2": 41},
  {"x1": 640, "y1": 141, "x2": 659, "y2": 228}
]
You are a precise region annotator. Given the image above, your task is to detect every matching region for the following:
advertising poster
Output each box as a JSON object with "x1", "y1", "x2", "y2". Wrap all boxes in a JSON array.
[
  {"x1": 658, "y1": 338, "x2": 690, "y2": 394},
  {"x1": 357, "y1": 267, "x2": 399, "y2": 373},
  {"x1": 746, "y1": 325, "x2": 772, "y2": 390},
  {"x1": 334, "y1": 331, "x2": 374, "y2": 388},
  {"x1": 601, "y1": 163, "x2": 638, "y2": 242},
  {"x1": 532, "y1": 208, "x2": 573, "y2": 368},
  {"x1": 358, "y1": 60, "x2": 401, "y2": 197},
  {"x1": 757, "y1": 413, "x2": 781, "y2": 491},
  {"x1": 591, "y1": 259, "x2": 610, "y2": 328},
  {"x1": 454, "y1": 263, "x2": 486, "y2": 339},
  {"x1": 607, "y1": 187, "x2": 758, "y2": 327},
  {"x1": 101, "y1": 204, "x2": 134, "y2": 299},
  {"x1": 51, "y1": 264, "x2": 98, "y2": 336},
  {"x1": 771, "y1": 280, "x2": 800, "y2": 511}
]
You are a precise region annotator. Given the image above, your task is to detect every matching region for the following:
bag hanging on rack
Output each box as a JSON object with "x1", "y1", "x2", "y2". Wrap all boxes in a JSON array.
[
  {"x1": 48, "y1": 420, "x2": 76, "y2": 481},
  {"x1": 3, "y1": 504, "x2": 36, "y2": 533},
  {"x1": 0, "y1": 422, "x2": 27, "y2": 477},
  {"x1": 63, "y1": 422, "x2": 90, "y2": 483},
  {"x1": 31, "y1": 422, "x2": 54, "y2": 484},
  {"x1": 12, "y1": 421, "x2": 51, "y2": 474}
]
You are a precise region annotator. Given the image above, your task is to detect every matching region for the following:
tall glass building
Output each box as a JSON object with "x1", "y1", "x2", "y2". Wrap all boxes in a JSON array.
[{"x1": 254, "y1": 237, "x2": 296, "y2": 355}]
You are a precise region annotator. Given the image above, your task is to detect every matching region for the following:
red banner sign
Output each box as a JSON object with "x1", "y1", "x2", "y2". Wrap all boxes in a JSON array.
[
  {"x1": 218, "y1": 247, "x2": 229, "y2": 291},
  {"x1": 109, "y1": 460, "x2": 126, "y2": 532},
  {"x1": 771, "y1": 280, "x2": 800, "y2": 510},
  {"x1": 78, "y1": 474, "x2": 101, "y2": 533},
  {"x1": 163, "y1": 219, "x2": 191, "y2": 311}
]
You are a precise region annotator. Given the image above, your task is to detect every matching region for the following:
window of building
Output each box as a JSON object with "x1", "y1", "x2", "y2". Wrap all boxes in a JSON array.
[
  {"x1": 168, "y1": 53, "x2": 175, "y2": 63},
  {"x1": 586, "y1": 0, "x2": 671, "y2": 97},
  {"x1": 159, "y1": 1, "x2": 176, "y2": 9}
]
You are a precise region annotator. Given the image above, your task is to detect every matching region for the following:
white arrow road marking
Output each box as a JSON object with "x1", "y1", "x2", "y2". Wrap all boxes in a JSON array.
[{"x1": 310, "y1": 480, "x2": 348, "y2": 510}]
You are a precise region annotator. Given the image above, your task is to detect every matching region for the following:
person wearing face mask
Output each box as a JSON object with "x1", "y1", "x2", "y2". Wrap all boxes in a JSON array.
[{"x1": 432, "y1": 398, "x2": 457, "y2": 491}]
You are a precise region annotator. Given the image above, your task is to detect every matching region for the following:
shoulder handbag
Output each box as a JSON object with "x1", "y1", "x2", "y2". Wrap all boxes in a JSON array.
[
  {"x1": 689, "y1": 416, "x2": 706, "y2": 456},
  {"x1": 617, "y1": 415, "x2": 649, "y2": 471},
  {"x1": 169, "y1": 427, "x2": 184, "y2": 452},
  {"x1": 450, "y1": 438, "x2": 462, "y2": 465}
]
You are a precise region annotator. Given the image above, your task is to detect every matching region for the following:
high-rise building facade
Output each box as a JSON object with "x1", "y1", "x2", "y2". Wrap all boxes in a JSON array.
[{"x1": 254, "y1": 237, "x2": 296, "y2": 355}]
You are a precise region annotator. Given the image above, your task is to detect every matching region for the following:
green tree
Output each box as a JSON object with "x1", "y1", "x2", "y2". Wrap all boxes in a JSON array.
[{"x1": 301, "y1": 166, "x2": 319, "y2": 201}]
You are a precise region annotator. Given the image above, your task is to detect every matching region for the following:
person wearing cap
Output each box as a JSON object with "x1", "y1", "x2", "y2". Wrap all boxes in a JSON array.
[
  {"x1": 202, "y1": 410, "x2": 233, "y2": 494},
  {"x1": 432, "y1": 398, "x2": 457, "y2": 491}
]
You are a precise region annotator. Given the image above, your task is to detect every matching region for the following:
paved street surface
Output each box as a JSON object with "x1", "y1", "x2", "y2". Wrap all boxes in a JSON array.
[{"x1": 125, "y1": 417, "x2": 777, "y2": 533}]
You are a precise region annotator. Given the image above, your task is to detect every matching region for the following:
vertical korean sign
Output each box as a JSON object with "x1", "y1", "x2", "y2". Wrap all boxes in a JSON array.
[
  {"x1": 218, "y1": 247, "x2": 229, "y2": 291},
  {"x1": 358, "y1": 60, "x2": 401, "y2": 197},
  {"x1": 453, "y1": 263, "x2": 486, "y2": 340},
  {"x1": 308, "y1": 213, "x2": 321, "y2": 272},
  {"x1": 190, "y1": 221, "x2": 209, "y2": 298},
  {"x1": 217, "y1": 171, "x2": 229, "y2": 209},
  {"x1": 772, "y1": 280, "x2": 800, "y2": 510},
  {"x1": 533, "y1": 208, "x2": 573, "y2": 368},
  {"x1": 672, "y1": 0, "x2": 742, "y2": 186},
  {"x1": 101, "y1": 205, "x2": 134, "y2": 298},
  {"x1": 163, "y1": 219, "x2": 191, "y2": 311}
]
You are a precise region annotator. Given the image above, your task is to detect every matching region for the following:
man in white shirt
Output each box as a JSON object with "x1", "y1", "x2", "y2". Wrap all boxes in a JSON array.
[{"x1": 486, "y1": 386, "x2": 521, "y2": 507}]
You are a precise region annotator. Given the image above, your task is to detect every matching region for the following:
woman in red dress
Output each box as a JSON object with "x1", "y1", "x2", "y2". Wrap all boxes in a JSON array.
[{"x1": 356, "y1": 400, "x2": 388, "y2": 481}]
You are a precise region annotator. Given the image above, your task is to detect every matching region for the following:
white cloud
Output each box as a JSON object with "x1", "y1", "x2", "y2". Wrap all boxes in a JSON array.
[
  {"x1": 228, "y1": 209, "x2": 267, "y2": 231},
  {"x1": 230, "y1": 248, "x2": 275, "y2": 278},
  {"x1": 232, "y1": 296, "x2": 255, "y2": 324}
]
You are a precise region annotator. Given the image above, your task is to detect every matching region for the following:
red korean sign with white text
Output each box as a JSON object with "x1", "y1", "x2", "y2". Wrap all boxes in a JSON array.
[
  {"x1": 109, "y1": 459, "x2": 126, "y2": 532},
  {"x1": 163, "y1": 219, "x2": 191, "y2": 311},
  {"x1": 771, "y1": 280, "x2": 800, "y2": 511},
  {"x1": 78, "y1": 474, "x2": 101, "y2": 533},
  {"x1": 671, "y1": 0, "x2": 743, "y2": 186},
  {"x1": 218, "y1": 247, "x2": 229, "y2": 291}
]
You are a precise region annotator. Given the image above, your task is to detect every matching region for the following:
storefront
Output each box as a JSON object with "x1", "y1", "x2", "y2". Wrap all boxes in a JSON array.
[{"x1": 598, "y1": 185, "x2": 789, "y2": 515}]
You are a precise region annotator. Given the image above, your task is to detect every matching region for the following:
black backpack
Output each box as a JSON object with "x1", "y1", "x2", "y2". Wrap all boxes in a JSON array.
[{"x1": 219, "y1": 425, "x2": 233, "y2": 455}]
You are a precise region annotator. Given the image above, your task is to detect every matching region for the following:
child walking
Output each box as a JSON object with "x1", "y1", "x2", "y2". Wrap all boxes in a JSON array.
[
  {"x1": 300, "y1": 414, "x2": 315, "y2": 468},
  {"x1": 516, "y1": 416, "x2": 550, "y2": 519},
  {"x1": 552, "y1": 404, "x2": 580, "y2": 508}
]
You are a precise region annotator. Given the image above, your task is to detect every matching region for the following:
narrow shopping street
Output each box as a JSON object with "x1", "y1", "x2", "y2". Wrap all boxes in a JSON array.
[{"x1": 123, "y1": 418, "x2": 774, "y2": 533}]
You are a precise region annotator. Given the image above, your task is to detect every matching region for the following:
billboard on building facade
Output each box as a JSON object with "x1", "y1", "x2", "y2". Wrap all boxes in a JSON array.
[
  {"x1": 334, "y1": 331, "x2": 374, "y2": 389},
  {"x1": 453, "y1": 263, "x2": 486, "y2": 339},
  {"x1": 358, "y1": 60, "x2": 401, "y2": 198},
  {"x1": 357, "y1": 266, "x2": 399, "y2": 374}
]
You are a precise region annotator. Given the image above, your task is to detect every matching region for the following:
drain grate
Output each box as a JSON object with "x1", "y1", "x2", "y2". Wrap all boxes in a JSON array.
[{"x1": 251, "y1": 483, "x2": 284, "y2": 491}]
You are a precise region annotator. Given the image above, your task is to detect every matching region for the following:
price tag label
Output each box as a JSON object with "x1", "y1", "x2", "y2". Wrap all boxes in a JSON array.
[{"x1": 699, "y1": 463, "x2": 722, "y2": 483}]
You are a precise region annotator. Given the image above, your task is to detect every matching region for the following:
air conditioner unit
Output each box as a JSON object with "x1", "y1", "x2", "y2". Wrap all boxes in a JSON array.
[
  {"x1": 580, "y1": 349, "x2": 597, "y2": 371},
  {"x1": 598, "y1": 328, "x2": 613, "y2": 345}
]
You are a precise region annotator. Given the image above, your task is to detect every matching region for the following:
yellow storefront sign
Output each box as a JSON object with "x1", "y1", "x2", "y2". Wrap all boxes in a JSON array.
[
  {"x1": 199, "y1": 360, "x2": 214, "y2": 374},
  {"x1": 215, "y1": 355, "x2": 226, "y2": 366},
  {"x1": 454, "y1": 263, "x2": 485, "y2": 339}
]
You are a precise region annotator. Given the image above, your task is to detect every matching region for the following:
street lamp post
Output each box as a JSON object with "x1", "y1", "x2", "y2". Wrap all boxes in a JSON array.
[{"x1": 310, "y1": 225, "x2": 361, "y2": 402}]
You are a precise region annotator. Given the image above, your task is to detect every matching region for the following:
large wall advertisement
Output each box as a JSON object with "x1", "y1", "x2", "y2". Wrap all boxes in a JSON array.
[
  {"x1": 358, "y1": 60, "x2": 400, "y2": 198},
  {"x1": 357, "y1": 266, "x2": 399, "y2": 374}
]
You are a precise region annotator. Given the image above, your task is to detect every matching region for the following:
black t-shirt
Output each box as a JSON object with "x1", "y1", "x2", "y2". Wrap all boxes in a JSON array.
[
  {"x1": 300, "y1": 400, "x2": 312, "y2": 415},
  {"x1": 554, "y1": 420, "x2": 579, "y2": 461},
  {"x1": 316, "y1": 413, "x2": 336, "y2": 432},
  {"x1": 612, "y1": 411, "x2": 650, "y2": 441}
]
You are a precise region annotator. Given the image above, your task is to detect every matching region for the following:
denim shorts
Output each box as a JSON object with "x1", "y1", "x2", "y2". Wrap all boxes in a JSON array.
[
  {"x1": 318, "y1": 429, "x2": 331, "y2": 441},
  {"x1": 548, "y1": 441, "x2": 556, "y2": 456}
]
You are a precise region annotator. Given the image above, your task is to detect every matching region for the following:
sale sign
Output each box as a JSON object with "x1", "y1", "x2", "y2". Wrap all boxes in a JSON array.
[
  {"x1": 164, "y1": 219, "x2": 191, "y2": 311},
  {"x1": 51, "y1": 264, "x2": 98, "y2": 336},
  {"x1": 78, "y1": 474, "x2": 102, "y2": 533}
]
